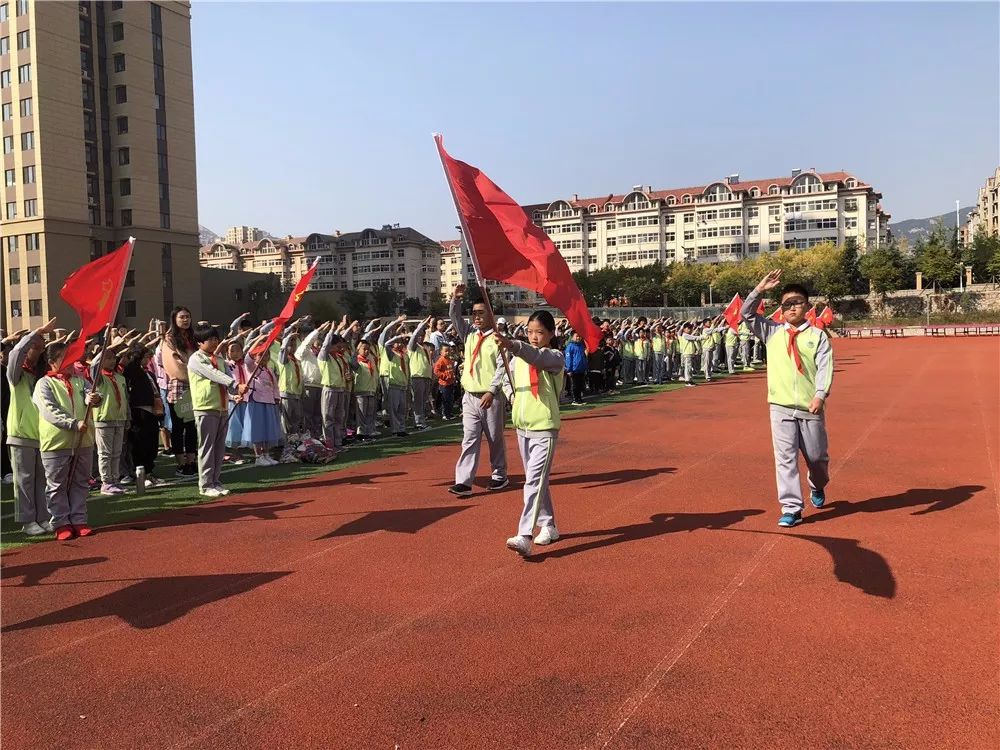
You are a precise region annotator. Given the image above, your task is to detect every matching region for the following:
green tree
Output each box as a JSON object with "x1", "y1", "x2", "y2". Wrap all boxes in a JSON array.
[
  {"x1": 967, "y1": 231, "x2": 1000, "y2": 282},
  {"x1": 665, "y1": 262, "x2": 707, "y2": 306},
  {"x1": 428, "y1": 293, "x2": 449, "y2": 317},
  {"x1": 341, "y1": 290, "x2": 370, "y2": 321},
  {"x1": 859, "y1": 244, "x2": 905, "y2": 294},
  {"x1": 298, "y1": 295, "x2": 341, "y2": 323},
  {"x1": 918, "y1": 237, "x2": 959, "y2": 290},
  {"x1": 840, "y1": 237, "x2": 864, "y2": 293},
  {"x1": 986, "y1": 242, "x2": 1000, "y2": 280},
  {"x1": 711, "y1": 263, "x2": 754, "y2": 301},
  {"x1": 402, "y1": 297, "x2": 423, "y2": 316},
  {"x1": 371, "y1": 284, "x2": 402, "y2": 316}
]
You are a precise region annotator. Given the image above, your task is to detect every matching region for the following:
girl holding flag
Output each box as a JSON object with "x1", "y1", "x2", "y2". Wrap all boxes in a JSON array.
[{"x1": 492, "y1": 311, "x2": 565, "y2": 557}]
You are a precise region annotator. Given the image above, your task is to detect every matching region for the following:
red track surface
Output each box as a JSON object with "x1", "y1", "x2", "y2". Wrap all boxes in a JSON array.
[{"x1": 2, "y1": 338, "x2": 998, "y2": 750}]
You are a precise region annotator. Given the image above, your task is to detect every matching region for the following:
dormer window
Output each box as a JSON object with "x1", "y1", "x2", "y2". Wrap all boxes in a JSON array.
[{"x1": 768, "y1": 185, "x2": 780, "y2": 195}]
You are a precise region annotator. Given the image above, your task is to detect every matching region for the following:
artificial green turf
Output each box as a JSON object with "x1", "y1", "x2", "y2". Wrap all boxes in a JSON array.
[{"x1": 0, "y1": 368, "x2": 758, "y2": 550}]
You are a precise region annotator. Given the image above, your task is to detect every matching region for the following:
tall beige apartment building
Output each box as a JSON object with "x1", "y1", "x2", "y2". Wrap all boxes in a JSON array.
[
  {"x1": 223, "y1": 224, "x2": 264, "y2": 245},
  {"x1": 962, "y1": 166, "x2": 1000, "y2": 243},
  {"x1": 200, "y1": 225, "x2": 442, "y2": 306},
  {"x1": 1, "y1": 0, "x2": 200, "y2": 332}
]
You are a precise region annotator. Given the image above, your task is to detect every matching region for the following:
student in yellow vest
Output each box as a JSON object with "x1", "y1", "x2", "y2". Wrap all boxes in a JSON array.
[
  {"x1": 7, "y1": 318, "x2": 56, "y2": 535},
  {"x1": 448, "y1": 284, "x2": 508, "y2": 497},
  {"x1": 742, "y1": 270, "x2": 833, "y2": 528},
  {"x1": 353, "y1": 339, "x2": 379, "y2": 441},
  {"x1": 700, "y1": 319, "x2": 717, "y2": 382},
  {"x1": 619, "y1": 324, "x2": 637, "y2": 384},
  {"x1": 277, "y1": 330, "x2": 305, "y2": 439},
  {"x1": 318, "y1": 329, "x2": 353, "y2": 450},
  {"x1": 188, "y1": 324, "x2": 248, "y2": 498},
  {"x1": 407, "y1": 316, "x2": 433, "y2": 431},
  {"x1": 33, "y1": 341, "x2": 104, "y2": 541},
  {"x1": 737, "y1": 320, "x2": 754, "y2": 371},
  {"x1": 379, "y1": 319, "x2": 411, "y2": 438},
  {"x1": 634, "y1": 328, "x2": 652, "y2": 384},
  {"x1": 651, "y1": 323, "x2": 667, "y2": 384},
  {"x1": 93, "y1": 345, "x2": 130, "y2": 496},
  {"x1": 491, "y1": 311, "x2": 565, "y2": 557},
  {"x1": 295, "y1": 321, "x2": 328, "y2": 439},
  {"x1": 724, "y1": 322, "x2": 739, "y2": 374},
  {"x1": 677, "y1": 322, "x2": 704, "y2": 387}
]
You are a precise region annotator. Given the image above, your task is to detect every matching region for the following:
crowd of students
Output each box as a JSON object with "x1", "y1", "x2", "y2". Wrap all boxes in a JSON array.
[{"x1": 2, "y1": 269, "x2": 829, "y2": 551}]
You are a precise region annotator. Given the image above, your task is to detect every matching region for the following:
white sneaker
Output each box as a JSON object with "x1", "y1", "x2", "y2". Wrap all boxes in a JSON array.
[
  {"x1": 254, "y1": 456, "x2": 272, "y2": 467},
  {"x1": 22, "y1": 521, "x2": 46, "y2": 536},
  {"x1": 533, "y1": 526, "x2": 559, "y2": 545},
  {"x1": 40, "y1": 520, "x2": 54, "y2": 533},
  {"x1": 212, "y1": 485, "x2": 231, "y2": 496},
  {"x1": 506, "y1": 535, "x2": 532, "y2": 557},
  {"x1": 199, "y1": 487, "x2": 223, "y2": 498}
]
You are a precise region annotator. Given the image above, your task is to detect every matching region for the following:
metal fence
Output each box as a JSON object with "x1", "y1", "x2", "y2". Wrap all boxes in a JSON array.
[{"x1": 504, "y1": 305, "x2": 724, "y2": 320}]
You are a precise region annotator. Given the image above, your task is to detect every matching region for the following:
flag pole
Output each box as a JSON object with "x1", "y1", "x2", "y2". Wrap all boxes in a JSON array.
[{"x1": 432, "y1": 134, "x2": 516, "y2": 397}]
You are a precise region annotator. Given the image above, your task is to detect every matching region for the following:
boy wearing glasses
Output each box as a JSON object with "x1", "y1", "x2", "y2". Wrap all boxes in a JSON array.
[
  {"x1": 447, "y1": 284, "x2": 508, "y2": 498},
  {"x1": 742, "y1": 270, "x2": 833, "y2": 527}
]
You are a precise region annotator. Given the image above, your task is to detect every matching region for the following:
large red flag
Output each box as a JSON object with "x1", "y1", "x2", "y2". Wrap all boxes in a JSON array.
[
  {"x1": 723, "y1": 293, "x2": 743, "y2": 331},
  {"x1": 58, "y1": 237, "x2": 135, "y2": 373},
  {"x1": 434, "y1": 135, "x2": 603, "y2": 352},
  {"x1": 250, "y1": 258, "x2": 320, "y2": 356}
]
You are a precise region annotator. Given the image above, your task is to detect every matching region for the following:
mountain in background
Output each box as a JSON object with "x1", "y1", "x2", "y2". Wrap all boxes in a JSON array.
[
  {"x1": 889, "y1": 206, "x2": 975, "y2": 241},
  {"x1": 199, "y1": 225, "x2": 220, "y2": 245}
]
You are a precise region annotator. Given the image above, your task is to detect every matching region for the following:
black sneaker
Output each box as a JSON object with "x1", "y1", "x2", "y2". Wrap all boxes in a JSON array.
[
  {"x1": 394, "y1": 431, "x2": 409, "y2": 438},
  {"x1": 174, "y1": 467, "x2": 187, "y2": 478},
  {"x1": 488, "y1": 477, "x2": 510, "y2": 491},
  {"x1": 183, "y1": 464, "x2": 197, "y2": 476},
  {"x1": 448, "y1": 483, "x2": 473, "y2": 497}
]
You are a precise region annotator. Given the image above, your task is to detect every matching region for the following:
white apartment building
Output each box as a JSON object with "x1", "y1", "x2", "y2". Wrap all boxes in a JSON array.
[
  {"x1": 223, "y1": 225, "x2": 266, "y2": 245},
  {"x1": 523, "y1": 169, "x2": 891, "y2": 274}
]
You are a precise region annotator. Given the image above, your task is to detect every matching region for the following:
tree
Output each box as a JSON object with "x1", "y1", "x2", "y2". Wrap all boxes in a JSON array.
[
  {"x1": 402, "y1": 297, "x2": 423, "y2": 316},
  {"x1": 859, "y1": 244, "x2": 906, "y2": 295},
  {"x1": 665, "y1": 262, "x2": 707, "y2": 306},
  {"x1": 371, "y1": 284, "x2": 402, "y2": 316},
  {"x1": 428, "y1": 293, "x2": 449, "y2": 317},
  {"x1": 918, "y1": 237, "x2": 958, "y2": 290},
  {"x1": 840, "y1": 237, "x2": 864, "y2": 293},
  {"x1": 986, "y1": 241, "x2": 1000, "y2": 280},
  {"x1": 298, "y1": 295, "x2": 340, "y2": 323},
  {"x1": 711, "y1": 263, "x2": 754, "y2": 301},
  {"x1": 247, "y1": 273, "x2": 283, "y2": 320},
  {"x1": 967, "y1": 231, "x2": 1000, "y2": 282},
  {"x1": 341, "y1": 290, "x2": 370, "y2": 321}
]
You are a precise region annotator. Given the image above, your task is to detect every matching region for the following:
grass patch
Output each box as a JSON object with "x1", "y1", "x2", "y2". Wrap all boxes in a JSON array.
[{"x1": 0, "y1": 367, "x2": 756, "y2": 551}]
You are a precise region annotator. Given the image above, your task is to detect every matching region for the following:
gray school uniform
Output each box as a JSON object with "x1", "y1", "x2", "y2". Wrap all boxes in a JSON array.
[
  {"x1": 742, "y1": 290, "x2": 833, "y2": 515},
  {"x1": 700, "y1": 328, "x2": 715, "y2": 381},
  {"x1": 187, "y1": 352, "x2": 239, "y2": 490},
  {"x1": 407, "y1": 321, "x2": 432, "y2": 429},
  {"x1": 295, "y1": 329, "x2": 324, "y2": 438},
  {"x1": 355, "y1": 392, "x2": 377, "y2": 437},
  {"x1": 94, "y1": 423, "x2": 126, "y2": 484},
  {"x1": 450, "y1": 296, "x2": 507, "y2": 485},
  {"x1": 277, "y1": 333, "x2": 304, "y2": 436},
  {"x1": 6, "y1": 333, "x2": 47, "y2": 524},
  {"x1": 726, "y1": 340, "x2": 737, "y2": 373}
]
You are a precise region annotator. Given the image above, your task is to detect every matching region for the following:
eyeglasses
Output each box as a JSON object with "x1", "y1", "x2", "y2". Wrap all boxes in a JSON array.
[{"x1": 780, "y1": 299, "x2": 807, "y2": 310}]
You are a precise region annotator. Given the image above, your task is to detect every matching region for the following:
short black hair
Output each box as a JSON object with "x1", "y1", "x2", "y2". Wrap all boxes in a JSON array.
[
  {"x1": 193, "y1": 323, "x2": 220, "y2": 344},
  {"x1": 780, "y1": 283, "x2": 809, "y2": 301}
]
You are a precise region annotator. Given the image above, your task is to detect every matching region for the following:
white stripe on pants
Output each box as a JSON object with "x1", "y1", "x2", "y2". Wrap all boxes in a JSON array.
[
  {"x1": 769, "y1": 405, "x2": 830, "y2": 514},
  {"x1": 42, "y1": 447, "x2": 93, "y2": 528},
  {"x1": 11, "y1": 444, "x2": 46, "y2": 524},
  {"x1": 410, "y1": 377, "x2": 431, "y2": 428},
  {"x1": 95, "y1": 423, "x2": 125, "y2": 484},
  {"x1": 455, "y1": 391, "x2": 507, "y2": 486},
  {"x1": 517, "y1": 432, "x2": 557, "y2": 536},
  {"x1": 195, "y1": 411, "x2": 227, "y2": 490}
]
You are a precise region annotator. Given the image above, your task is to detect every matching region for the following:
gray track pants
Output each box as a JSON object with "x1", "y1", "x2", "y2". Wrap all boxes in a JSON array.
[
  {"x1": 281, "y1": 395, "x2": 303, "y2": 436},
  {"x1": 42, "y1": 447, "x2": 93, "y2": 528},
  {"x1": 455, "y1": 392, "x2": 507, "y2": 486},
  {"x1": 11, "y1": 444, "x2": 46, "y2": 524},
  {"x1": 195, "y1": 411, "x2": 226, "y2": 490},
  {"x1": 321, "y1": 387, "x2": 348, "y2": 447},
  {"x1": 769, "y1": 405, "x2": 830, "y2": 515},
  {"x1": 701, "y1": 348, "x2": 714, "y2": 380},
  {"x1": 302, "y1": 385, "x2": 323, "y2": 437},
  {"x1": 95, "y1": 423, "x2": 125, "y2": 484},
  {"x1": 355, "y1": 393, "x2": 377, "y2": 437},
  {"x1": 410, "y1": 377, "x2": 431, "y2": 428},
  {"x1": 726, "y1": 345, "x2": 737, "y2": 373},
  {"x1": 516, "y1": 432, "x2": 557, "y2": 536}
]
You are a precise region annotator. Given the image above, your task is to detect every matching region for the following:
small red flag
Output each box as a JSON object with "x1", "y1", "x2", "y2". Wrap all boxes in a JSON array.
[
  {"x1": 805, "y1": 305, "x2": 818, "y2": 325},
  {"x1": 250, "y1": 258, "x2": 319, "y2": 356},
  {"x1": 58, "y1": 237, "x2": 135, "y2": 373},
  {"x1": 769, "y1": 306, "x2": 784, "y2": 323},
  {"x1": 723, "y1": 293, "x2": 743, "y2": 331},
  {"x1": 818, "y1": 306, "x2": 835, "y2": 328},
  {"x1": 756, "y1": 299, "x2": 766, "y2": 316},
  {"x1": 434, "y1": 135, "x2": 603, "y2": 353}
]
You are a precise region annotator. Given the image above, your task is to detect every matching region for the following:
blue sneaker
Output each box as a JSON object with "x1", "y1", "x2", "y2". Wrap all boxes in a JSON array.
[
  {"x1": 778, "y1": 512, "x2": 802, "y2": 527},
  {"x1": 810, "y1": 489, "x2": 826, "y2": 508}
]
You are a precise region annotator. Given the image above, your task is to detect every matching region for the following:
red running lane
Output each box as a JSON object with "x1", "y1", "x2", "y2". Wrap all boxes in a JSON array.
[{"x1": 1, "y1": 338, "x2": 998, "y2": 750}]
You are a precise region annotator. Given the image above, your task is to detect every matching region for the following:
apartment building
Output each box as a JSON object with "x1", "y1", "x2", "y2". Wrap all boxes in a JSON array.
[
  {"x1": 1, "y1": 0, "x2": 200, "y2": 330},
  {"x1": 223, "y1": 224, "x2": 265, "y2": 245}
]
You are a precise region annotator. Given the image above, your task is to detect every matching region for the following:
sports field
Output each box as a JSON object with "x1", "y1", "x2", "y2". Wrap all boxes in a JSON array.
[{"x1": 1, "y1": 337, "x2": 997, "y2": 750}]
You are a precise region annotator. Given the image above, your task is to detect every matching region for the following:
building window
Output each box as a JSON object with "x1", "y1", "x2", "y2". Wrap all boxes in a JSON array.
[
  {"x1": 153, "y1": 63, "x2": 164, "y2": 82},
  {"x1": 157, "y1": 152, "x2": 167, "y2": 170},
  {"x1": 20, "y1": 131, "x2": 33, "y2": 150},
  {"x1": 154, "y1": 93, "x2": 164, "y2": 110},
  {"x1": 5, "y1": 201, "x2": 15, "y2": 219},
  {"x1": 122, "y1": 300, "x2": 136, "y2": 317},
  {"x1": 19, "y1": 97, "x2": 31, "y2": 116},
  {"x1": 124, "y1": 269, "x2": 135, "y2": 287},
  {"x1": 160, "y1": 212, "x2": 170, "y2": 229},
  {"x1": 0, "y1": 4, "x2": 7, "y2": 23},
  {"x1": 0, "y1": 102, "x2": 11, "y2": 122},
  {"x1": 118, "y1": 147, "x2": 130, "y2": 165},
  {"x1": 15, "y1": 0, "x2": 26, "y2": 15},
  {"x1": 111, "y1": 1, "x2": 123, "y2": 9},
  {"x1": 769, "y1": 186, "x2": 780, "y2": 195},
  {"x1": 2, "y1": 135, "x2": 12, "y2": 153},
  {"x1": 28, "y1": 299, "x2": 42, "y2": 316},
  {"x1": 10, "y1": 300, "x2": 21, "y2": 318},
  {"x1": 16, "y1": 30, "x2": 29, "y2": 49},
  {"x1": 0, "y1": 69, "x2": 9, "y2": 88},
  {"x1": 5, "y1": 234, "x2": 18, "y2": 252},
  {"x1": 121, "y1": 209, "x2": 132, "y2": 225},
  {"x1": 26, "y1": 265, "x2": 40, "y2": 283},
  {"x1": 115, "y1": 85, "x2": 127, "y2": 103},
  {"x1": 156, "y1": 123, "x2": 166, "y2": 140},
  {"x1": 0, "y1": 37, "x2": 8, "y2": 55},
  {"x1": 9, "y1": 267, "x2": 19, "y2": 284},
  {"x1": 25, "y1": 232, "x2": 38, "y2": 250},
  {"x1": 3, "y1": 168, "x2": 13, "y2": 185},
  {"x1": 24, "y1": 198, "x2": 36, "y2": 216},
  {"x1": 152, "y1": 33, "x2": 163, "y2": 52},
  {"x1": 22, "y1": 165, "x2": 34, "y2": 183},
  {"x1": 119, "y1": 178, "x2": 131, "y2": 196},
  {"x1": 116, "y1": 116, "x2": 128, "y2": 134},
  {"x1": 844, "y1": 198, "x2": 858, "y2": 212},
  {"x1": 158, "y1": 183, "x2": 169, "y2": 200},
  {"x1": 114, "y1": 53, "x2": 125, "y2": 72},
  {"x1": 112, "y1": 22, "x2": 124, "y2": 41}
]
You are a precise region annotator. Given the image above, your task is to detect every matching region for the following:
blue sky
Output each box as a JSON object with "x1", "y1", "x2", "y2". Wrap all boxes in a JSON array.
[{"x1": 191, "y1": 1, "x2": 1000, "y2": 240}]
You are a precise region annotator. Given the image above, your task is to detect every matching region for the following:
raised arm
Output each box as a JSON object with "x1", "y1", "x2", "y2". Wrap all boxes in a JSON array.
[
  {"x1": 408, "y1": 317, "x2": 430, "y2": 352},
  {"x1": 318, "y1": 326, "x2": 335, "y2": 362},
  {"x1": 296, "y1": 328, "x2": 320, "y2": 360},
  {"x1": 449, "y1": 286, "x2": 470, "y2": 340},
  {"x1": 741, "y1": 270, "x2": 783, "y2": 343}
]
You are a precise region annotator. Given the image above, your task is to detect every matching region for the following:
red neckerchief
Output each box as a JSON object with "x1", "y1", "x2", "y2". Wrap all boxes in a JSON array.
[
  {"x1": 786, "y1": 325, "x2": 806, "y2": 374},
  {"x1": 208, "y1": 354, "x2": 228, "y2": 406},
  {"x1": 286, "y1": 350, "x2": 301, "y2": 384},
  {"x1": 468, "y1": 331, "x2": 492, "y2": 375},
  {"x1": 46, "y1": 371, "x2": 75, "y2": 406},
  {"x1": 101, "y1": 369, "x2": 122, "y2": 408},
  {"x1": 395, "y1": 346, "x2": 409, "y2": 378},
  {"x1": 358, "y1": 354, "x2": 374, "y2": 375},
  {"x1": 529, "y1": 365, "x2": 540, "y2": 399},
  {"x1": 333, "y1": 352, "x2": 347, "y2": 381}
]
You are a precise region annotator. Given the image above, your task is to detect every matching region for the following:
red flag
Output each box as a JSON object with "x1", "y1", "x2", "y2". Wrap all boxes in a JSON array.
[
  {"x1": 249, "y1": 258, "x2": 319, "y2": 356},
  {"x1": 805, "y1": 305, "x2": 817, "y2": 325},
  {"x1": 434, "y1": 135, "x2": 603, "y2": 352},
  {"x1": 723, "y1": 293, "x2": 743, "y2": 331},
  {"x1": 818, "y1": 305, "x2": 835, "y2": 328},
  {"x1": 769, "y1": 306, "x2": 784, "y2": 323},
  {"x1": 58, "y1": 237, "x2": 135, "y2": 373}
]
